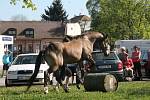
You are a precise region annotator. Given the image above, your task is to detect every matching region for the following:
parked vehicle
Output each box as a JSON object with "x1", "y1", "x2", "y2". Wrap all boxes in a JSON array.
[
  {"x1": 91, "y1": 51, "x2": 124, "y2": 81},
  {"x1": 115, "y1": 40, "x2": 150, "y2": 78},
  {"x1": 5, "y1": 53, "x2": 50, "y2": 86},
  {"x1": 140, "y1": 51, "x2": 150, "y2": 78},
  {"x1": 115, "y1": 40, "x2": 150, "y2": 55}
]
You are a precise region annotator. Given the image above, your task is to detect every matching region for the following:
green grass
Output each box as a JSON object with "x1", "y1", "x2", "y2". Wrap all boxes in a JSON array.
[{"x1": 0, "y1": 81, "x2": 150, "y2": 100}]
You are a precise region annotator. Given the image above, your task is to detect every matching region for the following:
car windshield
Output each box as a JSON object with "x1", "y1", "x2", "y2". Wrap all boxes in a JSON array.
[
  {"x1": 12, "y1": 55, "x2": 37, "y2": 65},
  {"x1": 92, "y1": 52, "x2": 118, "y2": 60}
]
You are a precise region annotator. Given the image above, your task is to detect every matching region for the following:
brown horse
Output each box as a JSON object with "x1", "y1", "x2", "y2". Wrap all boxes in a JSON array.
[{"x1": 26, "y1": 31, "x2": 110, "y2": 93}]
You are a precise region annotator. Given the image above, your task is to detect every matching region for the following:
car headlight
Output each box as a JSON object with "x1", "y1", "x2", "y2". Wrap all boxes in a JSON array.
[
  {"x1": 8, "y1": 71, "x2": 17, "y2": 74},
  {"x1": 38, "y1": 70, "x2": 43, "y2": 73}
]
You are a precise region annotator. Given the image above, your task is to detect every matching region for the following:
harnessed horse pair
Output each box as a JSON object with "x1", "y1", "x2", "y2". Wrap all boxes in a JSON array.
[{"x1": 26, "y1": 31, "x2": 110, "y2": 93}]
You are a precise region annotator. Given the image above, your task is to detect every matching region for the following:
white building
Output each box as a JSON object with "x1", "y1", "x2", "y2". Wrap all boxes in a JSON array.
[{"x1": 70, "y1": 15, "x2": 91, "y2": 33}]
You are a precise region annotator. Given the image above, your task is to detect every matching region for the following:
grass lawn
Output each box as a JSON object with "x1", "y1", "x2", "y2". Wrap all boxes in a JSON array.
[{"x1": 0, "y1": 81, "x2": 150, "y2": 100}]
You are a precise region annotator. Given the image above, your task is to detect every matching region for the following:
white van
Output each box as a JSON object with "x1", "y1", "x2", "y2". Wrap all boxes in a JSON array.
[
  {"x1": 115, "y1": 40, "x2": 150, "y2": 54},
  {"x1": 5, "y1": 53, "x2": 50, "y2": 86},
  {"x1": 115, "y1": 40, "x2": 150, "y2": 77}
]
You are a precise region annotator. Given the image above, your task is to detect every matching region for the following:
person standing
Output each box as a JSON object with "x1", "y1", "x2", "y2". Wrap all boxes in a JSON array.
[
  {"x1": 1, "y1": 50, "x2": 12, "y2": 77},
  {"x1": 146, "y1": 50, "x2": 150, "y2": 76},
  {"x1": 131, "y1": 46, "x2": 142, "y2": 80}
]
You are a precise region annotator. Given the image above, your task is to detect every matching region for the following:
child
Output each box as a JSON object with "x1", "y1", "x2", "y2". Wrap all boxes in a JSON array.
[{"x1": 122, "y1": 53, "x2": 134, "y2": 81}]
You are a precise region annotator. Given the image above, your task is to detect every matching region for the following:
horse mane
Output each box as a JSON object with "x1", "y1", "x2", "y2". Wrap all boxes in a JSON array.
[
  {"x1": 73, "y1": 34, "x2": 85, "y2": 39},
  {"x1": 63, "y1": 31, "x2": 105, "y2": 43},
  {"x1": 63, "y1": 35, "x2": 73, "y2": 42},
  {"x1": 46, "y1": 42, "x2": 58, "y2": 51},
  {"x1": 63, "y1": 31, "x2": 106, "y2": 42},
  {"x1": 45, "y1": 42, "x2": 63, "y2": 54},
  {"x1": 63, "y1": 34, "x2": 85, "y2": 42}
]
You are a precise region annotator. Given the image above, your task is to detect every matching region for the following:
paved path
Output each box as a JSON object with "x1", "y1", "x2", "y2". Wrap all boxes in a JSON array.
[{"x1": 0, "y1": 77, "x2": 5, "y2": 86}]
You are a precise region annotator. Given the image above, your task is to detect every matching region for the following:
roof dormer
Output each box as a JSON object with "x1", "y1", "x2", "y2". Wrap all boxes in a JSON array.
[
  {"x1": 3, "y1": 28, "x2": 17, "y2": 36},
  {"x1": 24, "y1": 28, "x2": 34, "y2": 38}
]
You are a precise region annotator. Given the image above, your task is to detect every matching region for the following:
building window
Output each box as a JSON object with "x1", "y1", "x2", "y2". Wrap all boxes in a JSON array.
[
  {"x1": 6, "y1": 28, "x2": 17, "y2": 36},
  {"x1": 9, "y1": 30, "x2": 16, "y2": 35},
  {"x1": 25, "y1": 28, "x2": 34, "y2": 38}
]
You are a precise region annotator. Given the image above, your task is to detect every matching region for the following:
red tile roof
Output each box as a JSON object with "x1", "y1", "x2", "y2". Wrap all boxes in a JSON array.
[{"x1": 0, "y1": 21, "x2": 65, "y2": 39}]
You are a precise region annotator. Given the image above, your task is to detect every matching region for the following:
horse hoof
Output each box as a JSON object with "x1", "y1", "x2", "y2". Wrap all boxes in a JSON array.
[
  {"x1": 44, "y1": 87, "x2": 49, "y2": 94},
  {"x1": 76, "y1": 84, "x2": 80, "y2": 89},
  {"x1": 44, "y1": 89, "x2": 49, "y2": 94},
  {"x1": 64, "y1": 88, "x2": 69, "y2": 93},
  {"x1": 44, "y1": 92, "x2": 48, "y2": 94},
  {"x1": 64, "y1": 86, "x2": 69, "y2": 93}
]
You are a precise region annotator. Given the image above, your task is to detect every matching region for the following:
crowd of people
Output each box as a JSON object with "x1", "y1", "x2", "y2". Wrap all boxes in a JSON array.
[{"x1": 118, "y1": 46, "x2": 143, "y2": 81}]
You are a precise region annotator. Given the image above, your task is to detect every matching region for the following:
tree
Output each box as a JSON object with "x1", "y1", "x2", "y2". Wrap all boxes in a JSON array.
[
  {"x1": 10, "y1": 0, "x2": 36, "y2": 10},
  {"x1": 41, "y1": 0, "x2": 68, "y2": 22},
  {"x1": 86, "y1": 0, "x2": 100, "y2": 17},
  {"x1": 86, "y1": 0, "x2": 150, "y2": 41}
]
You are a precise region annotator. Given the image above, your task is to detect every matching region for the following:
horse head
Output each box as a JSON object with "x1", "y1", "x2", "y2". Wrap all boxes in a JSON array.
[
  {"x1": 99, "y1": 33, "x2": 110, "y2": 56},
  {"x1": 83, "y1": 31, "x2": 110, "y2": 56}
]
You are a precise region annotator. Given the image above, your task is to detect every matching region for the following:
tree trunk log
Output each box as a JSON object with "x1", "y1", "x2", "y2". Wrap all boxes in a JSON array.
[{"x1": 84, "y1": 73, "x2": 118, "y2": 92}]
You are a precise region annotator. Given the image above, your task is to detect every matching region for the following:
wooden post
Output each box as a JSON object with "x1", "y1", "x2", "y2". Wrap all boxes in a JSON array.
[{"x1": 84, "y1": 73, "x2": 118, "y2": 92}]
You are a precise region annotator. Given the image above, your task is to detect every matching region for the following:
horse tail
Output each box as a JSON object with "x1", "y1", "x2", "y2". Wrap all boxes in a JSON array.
[{"x1": 26, "y1": 51, "x2": 44, "y2": 91}]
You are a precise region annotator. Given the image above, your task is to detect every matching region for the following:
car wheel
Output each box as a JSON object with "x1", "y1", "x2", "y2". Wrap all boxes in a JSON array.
[{"x1": 5, "y1": 77, "x2": 11, "y2": 87}]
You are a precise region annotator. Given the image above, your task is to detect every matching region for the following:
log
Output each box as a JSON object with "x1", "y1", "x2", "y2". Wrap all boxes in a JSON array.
[{"x1": 84, "y1": 73, "x2": 118, "y2": 92}]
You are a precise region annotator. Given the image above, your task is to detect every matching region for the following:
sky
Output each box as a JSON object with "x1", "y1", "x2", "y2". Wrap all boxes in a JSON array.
[{"x1": 0, "y1": 0, "x2": 89, "y2": 21}]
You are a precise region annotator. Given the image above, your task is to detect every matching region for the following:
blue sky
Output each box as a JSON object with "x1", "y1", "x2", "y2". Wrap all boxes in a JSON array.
[{"x1": 0, "y1": 0, "x2": 89, "y2": 21}]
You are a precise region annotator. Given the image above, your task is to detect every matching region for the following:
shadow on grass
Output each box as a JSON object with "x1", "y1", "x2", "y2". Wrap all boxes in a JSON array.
[
  {"x1": 0, "y1": 86, "x2": 44, "y2": 96},
  {"x1": 1, "y1": 86, "x2": 67, "y2": 96},
  {"x1": 1, "y1": 89, "x2": 43, "y2": 96},
  {"x1": 128, "y1": 87, "x2": 150, "y2": 96}
]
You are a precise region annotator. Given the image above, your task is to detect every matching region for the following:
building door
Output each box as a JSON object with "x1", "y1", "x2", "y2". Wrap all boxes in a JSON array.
[
  {"x1": 28, "y1": 44, "x2": 33, "y2": 53},
  {"x1": 18, "y1": 45, "x2": 22, "y2": 54}
]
